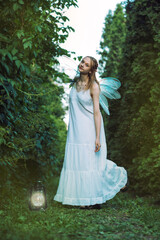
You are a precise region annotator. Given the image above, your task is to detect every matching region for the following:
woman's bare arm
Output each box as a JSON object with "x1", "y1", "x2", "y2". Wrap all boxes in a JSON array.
[{"x1": 91, "y1": 83, "x2": 101, "y2": 152}]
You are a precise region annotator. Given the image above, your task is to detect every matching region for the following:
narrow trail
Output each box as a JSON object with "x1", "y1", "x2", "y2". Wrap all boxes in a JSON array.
[{"x1": 0, "y1": 178, "x2": 160, "y2": 240}]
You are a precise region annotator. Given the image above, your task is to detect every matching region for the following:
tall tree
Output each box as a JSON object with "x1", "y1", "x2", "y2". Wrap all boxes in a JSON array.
[
  {"x1": 99, "y1": 4, "x2": 126, "y2": 77},
  {"x1": 98, "y1": 4, "x2": 126, "y2": 162}
]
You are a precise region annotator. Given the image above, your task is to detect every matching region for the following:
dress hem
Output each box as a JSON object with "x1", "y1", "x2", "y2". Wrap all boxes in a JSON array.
[{"x1": 53, "y1": 171, "x2": 127, "y2": 206}]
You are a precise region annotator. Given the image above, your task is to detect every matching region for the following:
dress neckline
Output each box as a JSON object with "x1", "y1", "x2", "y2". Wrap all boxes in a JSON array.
[{"x1": 72, "y1": 82, "x2": 89, "y2": 93}]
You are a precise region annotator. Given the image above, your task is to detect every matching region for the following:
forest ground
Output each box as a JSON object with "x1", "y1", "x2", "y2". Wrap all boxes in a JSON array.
[{"x1": 0, "y1": 177, "x2": 160, "y2": 240}]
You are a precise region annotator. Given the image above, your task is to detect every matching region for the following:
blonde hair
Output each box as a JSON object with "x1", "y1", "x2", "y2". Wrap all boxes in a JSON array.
[{"x1": 85, "y1": 56, "x2": 99, "y2": 90}]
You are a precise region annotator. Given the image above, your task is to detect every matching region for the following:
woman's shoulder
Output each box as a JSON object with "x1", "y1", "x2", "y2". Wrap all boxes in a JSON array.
[
  {"x1": 90, "y1": 81, "x2": 100, "y2": 98},
  {"x1": 90, "y1": 81, "x2": 100, "y2": 93}
]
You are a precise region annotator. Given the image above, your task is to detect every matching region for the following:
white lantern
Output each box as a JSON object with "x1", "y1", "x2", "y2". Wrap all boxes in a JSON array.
[{"x1": 29, "y1": 181, "x2": 47, "y2": 210}]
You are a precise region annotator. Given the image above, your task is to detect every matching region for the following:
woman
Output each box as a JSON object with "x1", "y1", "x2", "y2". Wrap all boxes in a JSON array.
[{"x1": 54, "y1": 56, "x2": 128, "y2": 209}]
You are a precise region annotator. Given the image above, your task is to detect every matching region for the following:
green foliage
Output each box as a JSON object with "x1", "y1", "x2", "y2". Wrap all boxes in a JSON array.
[
  {"x1": 98, "y1": 3, "x2": 127, "y2": 164},
  {"x1": 0, "y1": 0, "x2": 77, "y2": 190},
  {"x1": 99, "y1": 0, "x2": 160, "y2": 197},
  {"x1": 98, "y1": 4, "x2": 126, "y2": 77},
  {"x1": 0, "y1": 182, "x2": 160, "y2": 240}
]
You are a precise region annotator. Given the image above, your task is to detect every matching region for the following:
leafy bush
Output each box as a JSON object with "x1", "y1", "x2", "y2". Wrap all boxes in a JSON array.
[{"x1": 0, "y1": 0, "x2": 77, "y2": 195}]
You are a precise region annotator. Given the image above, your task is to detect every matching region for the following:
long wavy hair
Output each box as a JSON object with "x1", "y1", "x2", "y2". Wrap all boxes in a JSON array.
[{"x1": 85, "y1": 56, "x2": 99, "y2": 90}]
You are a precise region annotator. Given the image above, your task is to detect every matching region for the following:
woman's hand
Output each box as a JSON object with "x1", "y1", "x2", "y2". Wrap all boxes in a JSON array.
[{"x1": 95, "y1": 138, "x2": 101, "y2": 152}]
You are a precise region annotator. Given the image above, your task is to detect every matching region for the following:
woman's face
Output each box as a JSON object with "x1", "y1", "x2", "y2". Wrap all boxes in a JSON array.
[{"x1": 78, "y1": 57, "x2": 92, "y2": 74}]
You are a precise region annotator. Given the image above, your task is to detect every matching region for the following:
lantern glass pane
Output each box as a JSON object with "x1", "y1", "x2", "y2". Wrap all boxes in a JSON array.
[{"x1": 31, "y1": 191, "x2": 45, "y2": 207}]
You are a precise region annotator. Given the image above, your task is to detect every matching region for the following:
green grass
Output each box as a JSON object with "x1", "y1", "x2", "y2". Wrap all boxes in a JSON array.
[{"x1": 0, "y1": 178, "x2": 160, "y2": 240}]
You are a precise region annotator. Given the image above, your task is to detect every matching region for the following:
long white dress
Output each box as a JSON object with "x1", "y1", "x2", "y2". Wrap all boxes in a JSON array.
[{"x1": 54, "y1": 85, "x2": 127, "y2": 206}]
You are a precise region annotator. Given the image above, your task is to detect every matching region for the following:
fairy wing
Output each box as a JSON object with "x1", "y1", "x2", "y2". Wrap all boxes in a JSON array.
[
  {"x1": 99, "y1": 77, "x2": 121, "y2": 115},
  {"x1": 58, "y1": 55, "x2": 79, "y2": 80}
]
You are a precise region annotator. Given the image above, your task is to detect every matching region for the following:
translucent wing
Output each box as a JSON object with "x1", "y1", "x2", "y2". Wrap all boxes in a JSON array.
[
  {"x1": 99, "y1": 77, "x2": 121, "y2": 115},
  {"x1": 99, "y1": 94, "x2": 110, "y2": 115},
  {"x1": 58, "y1": 55, "x2": 79, "y2": 80}
]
